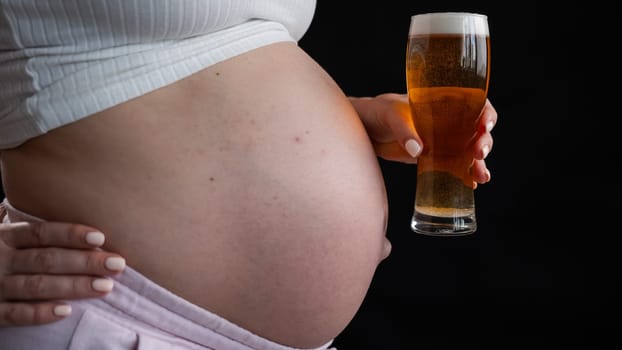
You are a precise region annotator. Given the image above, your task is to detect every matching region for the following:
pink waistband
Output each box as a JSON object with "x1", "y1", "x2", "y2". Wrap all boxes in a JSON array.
[{"x1": 0, "y1": 198, "x2": 335, "y2": 350}]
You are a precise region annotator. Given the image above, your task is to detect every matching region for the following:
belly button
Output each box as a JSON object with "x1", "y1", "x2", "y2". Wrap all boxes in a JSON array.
[{"x1": 381, "y1": 237, "x2": 392, "y2": 261}]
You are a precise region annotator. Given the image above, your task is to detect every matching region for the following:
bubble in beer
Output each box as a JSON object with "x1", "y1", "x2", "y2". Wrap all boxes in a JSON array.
[{"x1": 415, "y1": 170, "x2": 474, "y2": 210}]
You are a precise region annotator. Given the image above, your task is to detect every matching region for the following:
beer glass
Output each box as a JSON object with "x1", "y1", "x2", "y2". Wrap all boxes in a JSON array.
[{"x1": 406, "y1": 12, "x2": 490, "y2": 236}]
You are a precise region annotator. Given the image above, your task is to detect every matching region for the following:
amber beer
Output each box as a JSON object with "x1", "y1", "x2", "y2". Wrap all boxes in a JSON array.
[{"x1": 406, "y1": 12, "x2": 490, "y2": 235}]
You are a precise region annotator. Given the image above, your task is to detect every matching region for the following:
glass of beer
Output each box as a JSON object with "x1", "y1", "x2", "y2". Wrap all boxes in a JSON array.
[{"x1": 406, "y1": 12, "x2": 490, "y2": 236}]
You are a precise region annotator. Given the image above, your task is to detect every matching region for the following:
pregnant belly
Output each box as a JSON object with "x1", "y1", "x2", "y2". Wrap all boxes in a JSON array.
[{"x1": 0, "y1": 42, "x2": 389, "y2": 348}]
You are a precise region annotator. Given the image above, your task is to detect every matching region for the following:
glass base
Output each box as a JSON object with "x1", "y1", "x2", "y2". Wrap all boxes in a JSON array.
[{"x1": 411, "y1": 210, "x2": 476, "y2": 236}]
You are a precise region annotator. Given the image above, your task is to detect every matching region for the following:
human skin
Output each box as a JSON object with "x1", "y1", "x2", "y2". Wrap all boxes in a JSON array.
[{"x1": 0, "y1": 41, "x2": 495, "y2": 348}]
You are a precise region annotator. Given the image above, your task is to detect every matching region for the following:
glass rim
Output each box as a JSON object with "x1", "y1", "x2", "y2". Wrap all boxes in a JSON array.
[{"x1": 410, "y1": 12, "x2": 488, "y2": 20}]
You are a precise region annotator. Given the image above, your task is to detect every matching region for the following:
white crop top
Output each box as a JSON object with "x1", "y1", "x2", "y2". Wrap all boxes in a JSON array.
[{"x1": 0, "y1": 0, "x2": 316, "y2": 149}]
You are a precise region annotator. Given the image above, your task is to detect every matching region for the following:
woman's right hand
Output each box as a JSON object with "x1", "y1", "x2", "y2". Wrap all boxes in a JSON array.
[
  {"x1": 349, "y1": 94, "x2": 496, "y2": 185},
  {"x1": 0, "y1": 214, "x2": 126, "y2": 326}
]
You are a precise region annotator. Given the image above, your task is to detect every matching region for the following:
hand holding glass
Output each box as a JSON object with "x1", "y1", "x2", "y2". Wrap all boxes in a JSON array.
[{"x1": 406, "y1": 12, "x2": 490, "y2": 236}]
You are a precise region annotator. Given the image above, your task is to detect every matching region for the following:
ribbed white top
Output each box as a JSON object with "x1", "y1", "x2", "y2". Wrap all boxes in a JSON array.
[{"x1": 0, "y1": 0, "x2": 316, "y2": 149}]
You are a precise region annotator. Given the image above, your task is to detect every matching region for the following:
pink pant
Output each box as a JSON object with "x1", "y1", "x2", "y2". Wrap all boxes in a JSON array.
[{"x1": 0, "y1": 199, "x2": 336, "y2": 350}]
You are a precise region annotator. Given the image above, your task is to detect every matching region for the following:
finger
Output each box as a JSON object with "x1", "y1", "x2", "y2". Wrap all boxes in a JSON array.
[
  {"x1": 374, "y1": 141, "x2": 418, "y2": 164},
  {"x1": 1, "y1": 221, "x2": 106, "y2": 249},
  {"x1": 466, "y1": 99, "x2": 496, "y2": 161},
  {"x1": 350, "y1": 94, "x2": 423, "y2": 159},
  {"x1": 376, "y1": 93, "x2": 423, "y2": 158},
  {"x1": 0, "y1": 302, "x2": 72, "y2": 327},
  {"x1": 470, "y1": 159, "x2": 491, "y2": 184},
  {"x1": 477, "y1": 99, "x2": 498, "y2": 134},
  {"x1": 10, "y1": 248, "x2": 126, "y2": 275},
  {"x1": 2, "y1": 274, "x2": 114, "y2": 301},
  {"x1": 471, "y1": 132, "x2": 494, "y2": 160}
]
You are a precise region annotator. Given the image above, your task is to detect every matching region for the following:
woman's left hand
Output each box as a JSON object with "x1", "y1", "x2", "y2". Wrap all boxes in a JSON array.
[{"x1": 0, "y1": 210, "x2": 126, "y2": 327}]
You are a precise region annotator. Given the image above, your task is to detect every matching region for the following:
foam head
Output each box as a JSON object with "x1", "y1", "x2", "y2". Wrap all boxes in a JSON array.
[{"x1": 409, "y1": 12, "x2": 489, "y2": 36}]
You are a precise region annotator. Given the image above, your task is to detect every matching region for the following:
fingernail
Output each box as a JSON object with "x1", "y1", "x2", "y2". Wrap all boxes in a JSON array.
[
  {"x1": 405, "y1": 139, "x2": 421, "y2": 158},
  {"x1": 105, "y1": 257, "x2": 126, "y2": 271},
  {"x1": 482, "y1": 145, "x2": 490, "y2": 159},
  {"x1": 85, "y1": 232, "x2": 105, "y2": 246},
  {"x1": 92, "y1": 278, "x2": 114, "y2": 292},
  {"x1": 485, "y1": 169, "x2": 491, "y2": 182},
  {"x1": 486, "y1": 121, "x2": 495, "y2": 133},
  {"x1": 53, "y1": 305, "x2": 72, "y2": 317}
]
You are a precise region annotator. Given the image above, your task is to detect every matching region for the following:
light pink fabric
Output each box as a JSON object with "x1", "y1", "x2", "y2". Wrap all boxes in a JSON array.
[{"x1": 0, "y1": 198, "x2": 336, "y2": 350}]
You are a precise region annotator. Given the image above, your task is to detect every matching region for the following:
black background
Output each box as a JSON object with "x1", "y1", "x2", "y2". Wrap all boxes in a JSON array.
[
  {"x1": 297, "y1": 1, "x2": 618, "y2": 349},
  {"x1": 1, "y1": 1, "x2": 618, "y2": 349}
]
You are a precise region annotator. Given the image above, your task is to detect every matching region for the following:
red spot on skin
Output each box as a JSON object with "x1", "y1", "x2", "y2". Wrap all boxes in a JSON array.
[{"x1": 294, "y1": 136, "x2": 302, "y2": 143}]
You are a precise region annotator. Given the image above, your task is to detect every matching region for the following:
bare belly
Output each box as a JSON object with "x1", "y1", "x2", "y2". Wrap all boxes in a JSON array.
[{"x1": 0, "y1": 42, "x2": 389, "y2": 348}]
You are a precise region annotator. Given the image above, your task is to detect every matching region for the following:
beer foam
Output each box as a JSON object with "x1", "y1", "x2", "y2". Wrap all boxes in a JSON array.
[{"x1": 409, "y1": 12, "x2": 489, "y2": 35}]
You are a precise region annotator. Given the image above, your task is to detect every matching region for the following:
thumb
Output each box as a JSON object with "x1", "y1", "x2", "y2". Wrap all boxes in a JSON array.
[
  {"x1": 350, "y1": 93, "x2": 423, "y2": 162},
  {"x1": 375, "y1": 93, "x2": 423, "y2": 159}
]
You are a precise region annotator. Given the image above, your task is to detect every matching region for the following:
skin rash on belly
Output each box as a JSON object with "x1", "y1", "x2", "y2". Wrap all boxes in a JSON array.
[{"x1": 0, "y1": 42, "x2": 390, "y2": 348}]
